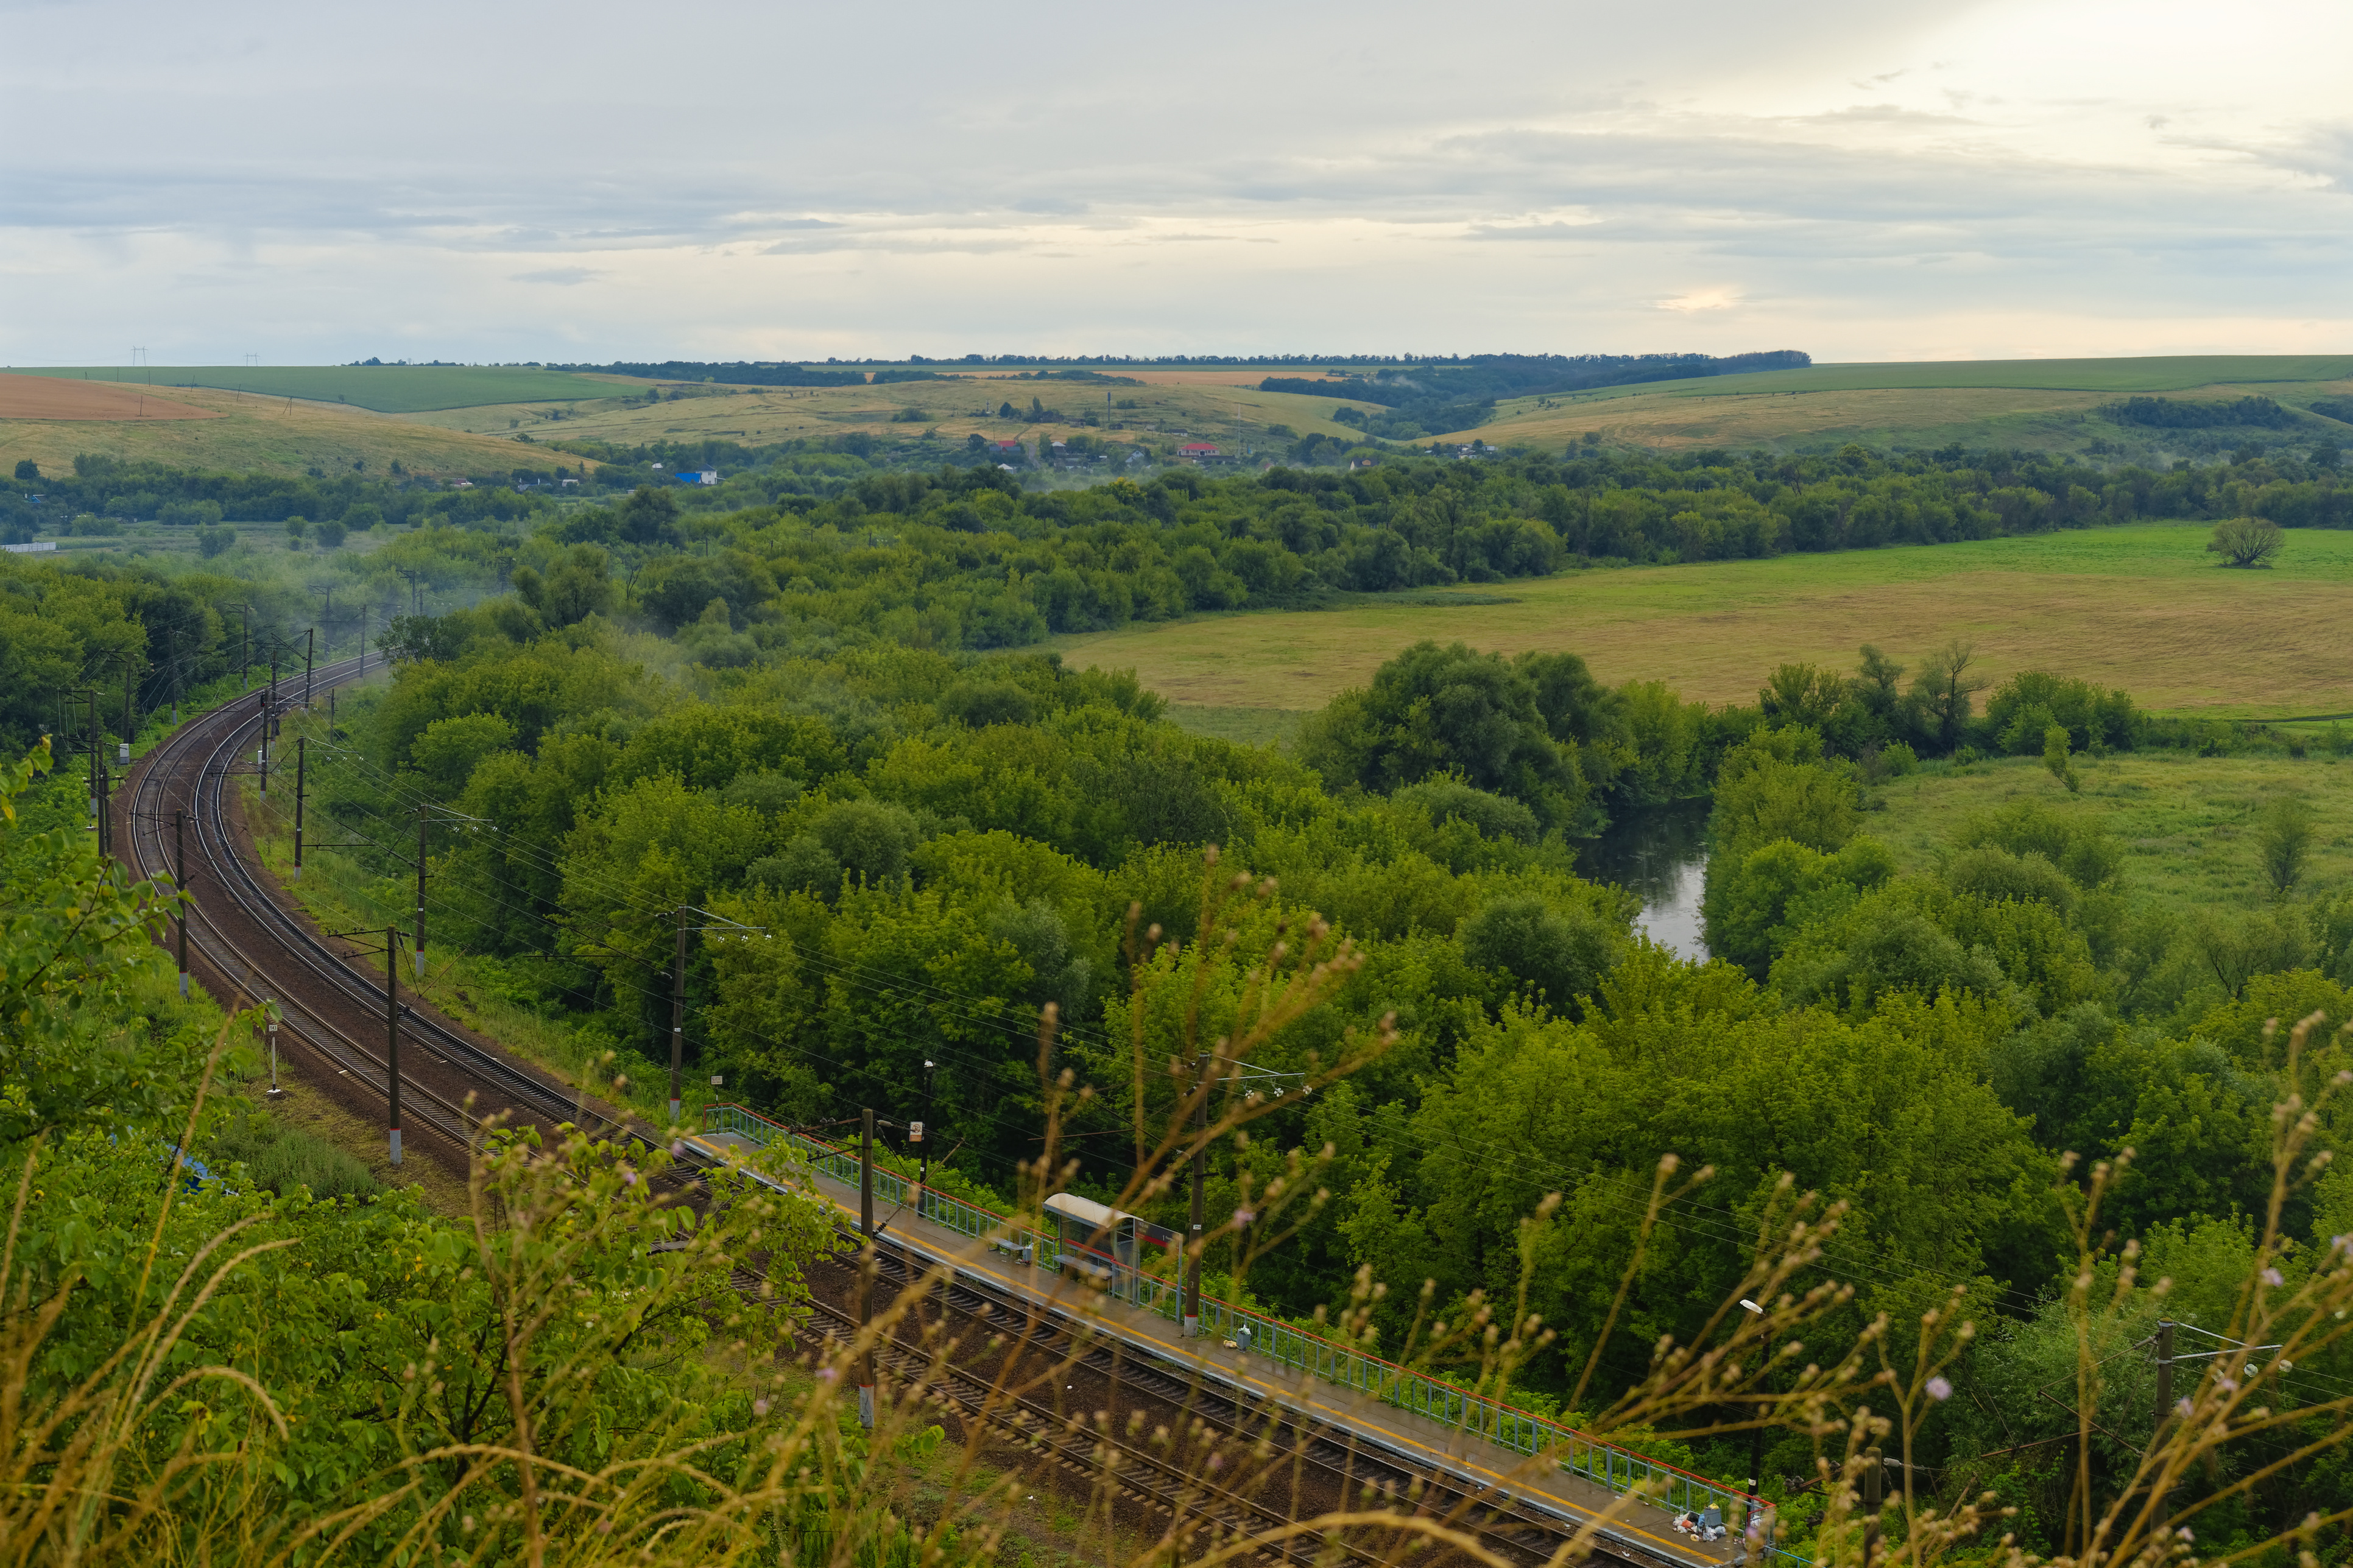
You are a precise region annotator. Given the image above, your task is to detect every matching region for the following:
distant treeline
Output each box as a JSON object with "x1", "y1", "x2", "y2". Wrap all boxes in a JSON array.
[
  {"x1": 2099, "y1": 395, "x2": 2298, "y2": 430},
  {"x1": 1260, "y1": 351, "x2": 1813, "y2": 438},
  {"x1": 484, "y1": 443, "x2": 2353, "y2": 657},
  {"x1": 0, "y1": 454, "x2": 567, "y2": 540}
]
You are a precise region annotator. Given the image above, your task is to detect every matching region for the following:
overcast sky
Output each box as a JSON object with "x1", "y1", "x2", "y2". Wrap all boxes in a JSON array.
[{"x1": 4, "y1": 0, "x2": 2349, "y2": 366}]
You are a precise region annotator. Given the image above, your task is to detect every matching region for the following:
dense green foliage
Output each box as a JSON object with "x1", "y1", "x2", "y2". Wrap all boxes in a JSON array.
[
  {"x1": 0, "y1": 748, "x2": 841, "y2": 1563},
  {"x1": 15, "y1": 441, "x2": 2353, "y2": 1554},
  {"x1": 2101, "y1": 395, "x2": 2295, "y2": 429}
]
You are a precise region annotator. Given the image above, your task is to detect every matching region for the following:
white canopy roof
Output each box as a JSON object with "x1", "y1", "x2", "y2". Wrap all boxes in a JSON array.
[{"x1": 1043, "y1": 1192, "x2": 1124, "y2": 1231}]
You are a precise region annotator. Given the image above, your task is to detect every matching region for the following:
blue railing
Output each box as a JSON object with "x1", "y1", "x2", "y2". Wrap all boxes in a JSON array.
[{"x1": 703, "y1": 1103, "x2": 1801, "y2": 1561}]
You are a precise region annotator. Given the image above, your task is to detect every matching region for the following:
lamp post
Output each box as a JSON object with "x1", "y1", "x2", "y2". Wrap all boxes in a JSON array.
[
  {"x1": 1740, "y1": 1298, "x2": 1772, "y2": 1545},
  {"x1": 912, "y1": 1059, "x2": 936, "y2": 1202}
]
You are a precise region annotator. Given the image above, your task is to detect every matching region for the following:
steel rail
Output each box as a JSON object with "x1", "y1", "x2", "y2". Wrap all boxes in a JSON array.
[
  {"x1": 838, "y1": 1237, "x2": 1618, "y2": 1568},
  {"x1": 124, "y1": 656, "x2": 695, "y2": 1172}
]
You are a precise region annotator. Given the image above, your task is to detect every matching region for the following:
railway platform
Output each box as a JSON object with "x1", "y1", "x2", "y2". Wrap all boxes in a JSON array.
[{"x1": 688, "y1": 1118, "x2": 1759, "y2": 1568}]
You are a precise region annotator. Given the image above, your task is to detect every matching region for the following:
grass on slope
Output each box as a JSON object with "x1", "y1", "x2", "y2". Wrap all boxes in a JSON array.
[
  {"x1": 1467, "y1": 378, "x2": 2353, "y2": 455},
  {"x1": 1, "y1": 365, "x2": 641, "y2": 412},
  {"x1": 0, "y1": 384, "x2": 579, "y2": 479},
  {"x1": 425, "y1": 374, "x2": 1377, "y2": 453},
  {"x1": 1868, "y1": 752, "x2": 2353, "y2": 916},
  {"x1": 1554, "y1": 356, "x2": 2353, "y2": 405},
  {"x1": 1459, "y1": 356, "x2": 2353, "y2": 454},
  {"x1": 1058, "y1": 524, "x2": 2353, "y2": 720}
]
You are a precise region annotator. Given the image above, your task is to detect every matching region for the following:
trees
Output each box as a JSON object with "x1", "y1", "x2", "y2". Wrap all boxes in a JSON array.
[
  {"x1": 1297, "y1": 641, "x2": 1590, "y2": 827},
  {"x1": 0, "y1": 740, "x2": 208, "y2": 1145},
  {"x1": 1911, "y1": 639, "x2": 1988, "y2": 754},
  {"x1": 2206, "y1": 515, "x2": 2284, "y2": 566},
  {"x1": 2255, "y1": 796, "x2": 2313, "y2": 895}
]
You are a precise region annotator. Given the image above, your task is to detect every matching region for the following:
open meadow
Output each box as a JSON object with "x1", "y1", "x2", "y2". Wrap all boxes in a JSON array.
[
  {"x1": 409, "y1": 370, "x2": 1381, "y2": 452},
  {"x1": 1869, "y1": 751, "x2": 2353, "y2": 915},
  {"x1": 0, "y1": 376, "x2": 593, "y2": 479},
  {"x1": 1451, "y1": 353, "x2": 2353, "y2": 453},
  {"x1": 1060, "y1": 522, "x2": 2353, "y2": 722},
  {"x1": 0, "y1": 363, "x2": 638, "y2": 412}
]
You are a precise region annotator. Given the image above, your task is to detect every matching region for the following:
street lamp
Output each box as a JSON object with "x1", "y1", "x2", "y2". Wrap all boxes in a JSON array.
[
  {"x1": 1740, "y1": 1297, "x2": 1773, "y2": 1546},
  {"x1": 912, "y1": 1060, "x2": 936, "y2": 1201}
]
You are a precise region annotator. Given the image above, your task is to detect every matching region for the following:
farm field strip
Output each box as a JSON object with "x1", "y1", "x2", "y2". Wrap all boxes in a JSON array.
[
  {"x1": 0, "y1": 364, "x2": 642, "y2": 413},
  {"x1": 1059, "y1": 524, "x2": 2353, "y2": 719},
  {"x1": 0, "y1": 382, "x2": 574, "y2": 479},
  {"x1": 415, "y1": 376, "x2": 1378, "y2": 449}
]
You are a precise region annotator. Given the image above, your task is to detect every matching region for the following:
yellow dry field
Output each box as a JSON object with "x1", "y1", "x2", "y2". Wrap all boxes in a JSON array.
[
  {"x1": 0, "y1": 374, "x2": 220, "y2": 421},
  {"x1": 1058, "y1": 524, "x2": 2353, "y2": 719},
  {"x1": 1451, "y1": 378, "x2": 2353, "y2": 452},
  {"x1": 0, "y1": 384, "x2": 579, "y2": 479},
  {"x1": 409, "y1": 376, "x2": 1378, "y2": 450}
]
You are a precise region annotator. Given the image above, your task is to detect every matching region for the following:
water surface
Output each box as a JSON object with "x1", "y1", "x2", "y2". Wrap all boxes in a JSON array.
[{"x1": 1578, "y1": 800, "x2": 1713, "y2": 962}]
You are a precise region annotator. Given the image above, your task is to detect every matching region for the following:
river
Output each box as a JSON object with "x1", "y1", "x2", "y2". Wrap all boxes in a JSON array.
[{"x1": 1576, "y1": 800, "x2": 1713, "y2": 962}]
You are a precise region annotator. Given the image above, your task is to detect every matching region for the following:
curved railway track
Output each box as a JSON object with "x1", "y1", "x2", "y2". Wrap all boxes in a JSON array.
[
  {"x1": 122, "y1": 659, "x2": 669, "y2": 1169},
  {"x1": 118, "y1": 672, "x2": 1681, "y2": 1568}
]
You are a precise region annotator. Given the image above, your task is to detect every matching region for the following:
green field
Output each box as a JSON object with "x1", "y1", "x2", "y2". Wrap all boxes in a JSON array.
[
  {"x1": 1869, "y1": 752, "x2": 2353, "y2": 916},
  {"x1": 0, "y1": 382, "x2": 576, "y2": 479},
  {"x1": 1456, "y1": 354, "x2": 2353, "y2": 454},
  {"x1": 1545, "y1": 354, "x2": 2353, "y2": 406},
  {"x1": 1, "y1": 365, "x2": 638, "y2": 413},
  {"x1": 1061, "y1": 523, "x2": 2353, "y2": 722}
]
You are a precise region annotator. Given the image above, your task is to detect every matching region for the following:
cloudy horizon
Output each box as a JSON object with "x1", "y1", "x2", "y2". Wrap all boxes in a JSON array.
[{"x1": 4, "y1": 0, "x2": 2349, "y2": 367}]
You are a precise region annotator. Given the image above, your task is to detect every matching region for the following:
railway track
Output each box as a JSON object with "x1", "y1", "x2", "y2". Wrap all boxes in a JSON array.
[
  {"x1": 116, "y1": 669, "x2": 1684, "y2": 1568},
  {"x1": 121, "y1": 659, "x2": 680, "y2": 1172},
  {"x1": 785, "y1": 1235, "x2": 1656, "y2": 1568}
]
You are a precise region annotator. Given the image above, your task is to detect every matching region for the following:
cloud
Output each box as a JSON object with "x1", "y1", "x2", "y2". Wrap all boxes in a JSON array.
[
  {"x1": 2, "y1": 0, "x2": 2350, "y2": 360},
  {"x1": 1656, "y1": 287, "x2": 1746, "y2": 313}
]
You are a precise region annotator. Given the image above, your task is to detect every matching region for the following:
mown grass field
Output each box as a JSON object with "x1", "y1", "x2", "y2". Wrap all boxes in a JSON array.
[
  {"x1": 0, "y1": 384, "x2": 573, "y2": 479},
  {"x1": 420, "y1": 373, "x2": 1380, "y2": 452},
  {"x1": 1453, "y1": 354, "x2": 2353, "y2": 453},
  {"x1": 1060, "y1": 523, "x2": 2353, "y2": 721},
  {"x1": 1869, "y1": 752, "x2": 2353, "y2": 915},
  {"x1": 1585, "y1": 355, "x2": 2353, "y2": 400},
  {"x1": 0, "y1": 364, "x2": 640, "y2": 412}
]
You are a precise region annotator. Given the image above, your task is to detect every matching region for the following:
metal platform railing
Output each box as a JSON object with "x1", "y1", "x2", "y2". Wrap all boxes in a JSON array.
[{"x1": 704, "y1": 1102, "x2": 1802, "y2": 1562}]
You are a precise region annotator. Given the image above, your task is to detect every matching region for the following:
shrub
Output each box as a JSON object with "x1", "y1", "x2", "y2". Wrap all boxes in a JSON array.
[
  {"x1": 2207, "y1": 516, "x2": 2284, "y2": 567},
  {"x1": 2256, "y1": 797, "x2": 2315, "y2": 896}
]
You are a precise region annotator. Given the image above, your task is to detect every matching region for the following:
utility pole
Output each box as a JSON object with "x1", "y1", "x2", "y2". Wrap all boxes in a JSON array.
[
  {"x1": 293, "y1": 737, "x2": 306, "y2": 880},
  {"x1": 413, "y1": 807, "x2": 428, "y2": 979},
  {"x1": 116, "y1": 653, "x2": 136, "y2": 762},
  {"x1": 1861, "y1": 1445, "x2": 1883, "y2": 1568},
  {"x1": 77, "y1": 690, "x2": 98, "y2": 831},
  {"x1": 2152, "y1": 1320, "x2": 2176, "y2": 1536},
  {"x1": 1185, "y1": 1049, "x2": 1207, "y2": 1337},
  {"x1": 303, "y1": 626, "x2": 314, "y2": 709},
  {"x1": 669, "y1": 908, "x2": 688, "y2": 1123},
  {"x1": 386, "y1": 927, "x2": 403, "y2": 1164},
  {"x1": 174, "y1": 808, "x2": 189, "y2": 999},
  {"x1": 264, "y1": 1000, "x2": 284, "y2": 1098},
  {"x1": 857, "y1": 1106, "x2": 875, "y2": 1429},
  {"x1": 241, "y1": 607, "x2": 250, "y2": 692},
  {"x1": 267, "y1": 653, "x2": 279, "y2": 737}
]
